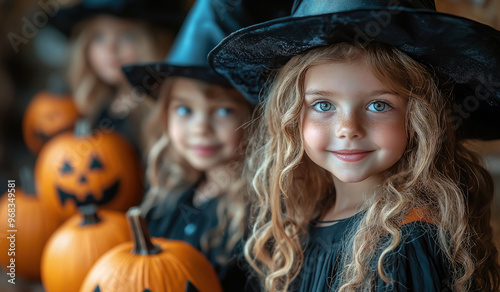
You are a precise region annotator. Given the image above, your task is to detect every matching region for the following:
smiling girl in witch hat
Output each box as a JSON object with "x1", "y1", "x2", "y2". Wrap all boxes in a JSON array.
[
  {"x1": 209, "y1": 0, "x2": 500, "y2": 291},
  {"x1": 121, "y1": 0, "x2": 292, "y2": 290},
  {"x1": 50, "y1": 0, "x2": 185, "y2": 155}
]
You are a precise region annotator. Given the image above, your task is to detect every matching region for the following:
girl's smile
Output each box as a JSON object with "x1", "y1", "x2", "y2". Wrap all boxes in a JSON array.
[
  {"x1": 328, "y1": 149, "x2": 375, "y2": 162},
  {"x1": 189, "y1": 145, "x2": 223, "y2": 157},
  {"x1": 302, "y1": 56, "x2": 408, "y2": 184}
]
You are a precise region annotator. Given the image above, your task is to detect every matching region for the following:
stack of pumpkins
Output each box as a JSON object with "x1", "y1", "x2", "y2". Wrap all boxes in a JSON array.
[
  {"x1": 0, "y1": 89, "x2": 83, "y2": 282},
  {"x1": 0, "y1": 92, "x2": 129, "y2": 288},
  {"x1": 0, "y1": 91, "x2": 221, "y2": 291},
  {"x1": 0, "y1": 90, "x2": 144, "y2": 281},
  {"x1": 33, "y1": 117, "x2": 146, "y2": 291},
  {"x1": 37, "y1": 204, "x2": 221, "y2": 292}
]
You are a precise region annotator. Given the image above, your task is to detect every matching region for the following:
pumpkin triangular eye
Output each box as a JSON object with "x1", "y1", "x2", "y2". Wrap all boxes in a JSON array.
[
  {"x1": 90, "y1": 156, "x2": 104, "y2": 170},
  {"x1": 93, "y1": 286, "x2": 101, "y2": 292},
  {"x1": 61, "y1": 161, "x2": 73, "y2": 174}
]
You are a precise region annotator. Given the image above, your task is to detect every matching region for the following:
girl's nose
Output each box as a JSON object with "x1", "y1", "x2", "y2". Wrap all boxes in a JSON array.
[
  {"x1": 108, "y1": 38, "x2": 120, "y2": 53},
  {"x1": 191, "y1": 113, "x2": 213, "y2": 136},
  {"x1": 335, "y1": 112, "x2": 364, "y2": 139}
]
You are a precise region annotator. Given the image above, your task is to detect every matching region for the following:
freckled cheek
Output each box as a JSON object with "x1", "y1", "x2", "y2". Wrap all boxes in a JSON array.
[{"x1": 302, "y1": 117, "x2": 331, "y2": 152}]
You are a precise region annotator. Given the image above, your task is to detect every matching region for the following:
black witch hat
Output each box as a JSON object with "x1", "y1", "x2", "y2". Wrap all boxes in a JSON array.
[
  {"x1": 122, "y1": 0, "x2": 293, "y2": 97},
  {"x1": 208, "y1": 0, "x2": 500, "y2": 140},
  {"x1": 50, "y1": 0, "x2": 186, "y2": 36}
]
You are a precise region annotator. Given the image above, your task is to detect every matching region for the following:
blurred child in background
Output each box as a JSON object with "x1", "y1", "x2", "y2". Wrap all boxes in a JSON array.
[
  {"x1": 51, "y1": 0, "x2": 185, "y2": 154},
  {"x1": 123, "y1": 0, "x2": 292, "y2": 290}
]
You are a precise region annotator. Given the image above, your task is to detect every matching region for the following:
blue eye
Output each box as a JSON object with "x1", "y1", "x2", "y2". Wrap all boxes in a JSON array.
[
  {"x1": 368, "y1": 101, "x2": 390, "y2": 112},
  {"x1": 176, "y1": 106, "x2": 192, "y2": 116},
  {"x1": 312, "y1": 101, "x2": 334, "y2": 112},
  {"x1": 217, "y1": 108, "x2": 233, "y2": 116}
]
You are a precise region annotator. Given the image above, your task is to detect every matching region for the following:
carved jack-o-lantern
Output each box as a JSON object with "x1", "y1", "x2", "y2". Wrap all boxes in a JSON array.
[
  {"x1": 35, "y1": 120, "x2": 143, "y2": 219},
  {"x1": 23, "y1": 91, "x2": 80, "y2": 154}
]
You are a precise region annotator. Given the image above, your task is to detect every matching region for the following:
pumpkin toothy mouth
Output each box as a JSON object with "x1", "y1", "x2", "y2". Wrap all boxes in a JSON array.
[{"x1": 57, "y1": 180, "x2": 120, "y2": 207}]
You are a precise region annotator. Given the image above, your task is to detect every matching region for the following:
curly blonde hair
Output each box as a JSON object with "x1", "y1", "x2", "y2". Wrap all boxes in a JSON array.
[
  {"x1": 141, "y1": 78, "x2": 254, "y2": 262},
  {"x1": 244, "y1": 42, "x2": 500, "y2": 292}
]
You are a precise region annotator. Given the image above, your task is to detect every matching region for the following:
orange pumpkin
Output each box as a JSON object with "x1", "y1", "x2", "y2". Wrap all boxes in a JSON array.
[
  {"x1": 80, "y1": 207, "x2": 222, "y2": 292},
  {"x1": 23, "y1": 90, "x2": 80, "y2": 154},
  {"x1": 0, "y1": 167, "x2": 63, "y2": 280},
  {"x1": 41, "y1": 205, "x2": 130, "y2": 292},
  {"x1": 35, "y1": 120, "x2": 143, "y2": 219}
]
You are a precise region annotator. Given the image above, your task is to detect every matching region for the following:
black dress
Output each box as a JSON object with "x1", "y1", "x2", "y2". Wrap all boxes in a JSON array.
[
  {"x1": 146, "y1": 183, "x2": 251, "y2": 292},
  {"x1": 295, "y1": 211, "x2": 453, "y2": 292}
]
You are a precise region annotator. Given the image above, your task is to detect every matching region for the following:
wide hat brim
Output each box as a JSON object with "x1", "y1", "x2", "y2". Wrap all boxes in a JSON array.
[
  {"x1": 122, "y1": 62, "x2": 231, "y2": 98},
  {"x1": 209, "y1": 8, "x2": 500, "y2": 140}
]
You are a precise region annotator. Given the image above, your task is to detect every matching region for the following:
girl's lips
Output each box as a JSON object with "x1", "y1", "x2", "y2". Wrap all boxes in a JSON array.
[
  {"x1": 191, "y1": 145, "x2": 221, "y2": 157},
  {"x1": 329, "y1": 150, "x2": 374, "y2": 162}
]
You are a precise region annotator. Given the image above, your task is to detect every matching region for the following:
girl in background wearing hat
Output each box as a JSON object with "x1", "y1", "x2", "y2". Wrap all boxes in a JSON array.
[
  {"x1": 209, "y1": 0, "x2": 500, "y2": 291},
  {"x1": 122, "y1": 0, "x2": 292, "y2": 290},
  {"x1": 51, "y1": 0, "x2": 183, "y2": 153},
  {"x1": 141, "y1": 76, "x2": 253, "y2": 291}
]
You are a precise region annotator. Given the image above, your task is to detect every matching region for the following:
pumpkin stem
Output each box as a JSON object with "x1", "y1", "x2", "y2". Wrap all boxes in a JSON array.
[
  {"x1": 19, "y1": 166, "x2": 36, "y2": 196},
  {"x1": 127, "y1": 207, "x2": 161, "y2": 255},
  {"x1": 79, "y1": 205, "x2": 102, "y2": 226},
  {"x1": 74, "y1": 119, "x2": 92, "y2": 137}
]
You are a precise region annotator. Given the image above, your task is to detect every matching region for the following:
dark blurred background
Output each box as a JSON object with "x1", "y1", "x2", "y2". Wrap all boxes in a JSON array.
[{"x1": 0, "y1": 0, "x2": 498, "y2": 291}]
